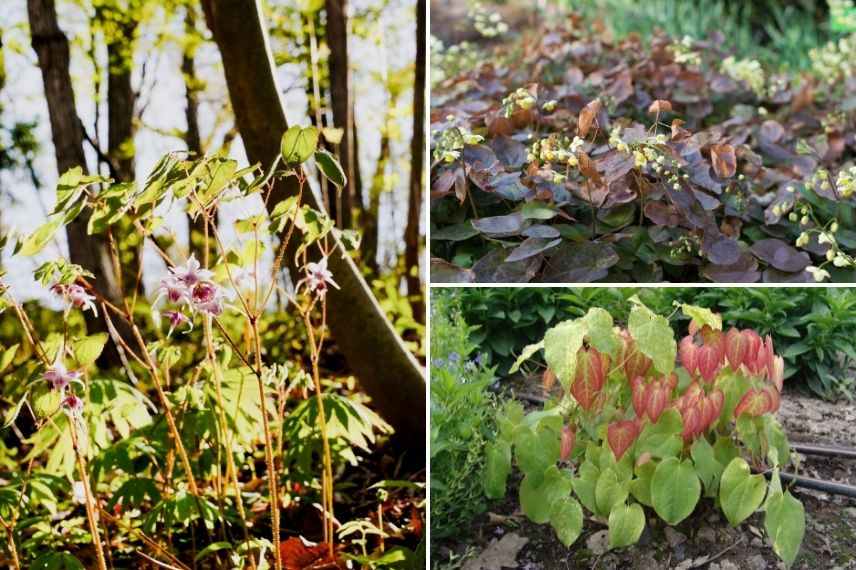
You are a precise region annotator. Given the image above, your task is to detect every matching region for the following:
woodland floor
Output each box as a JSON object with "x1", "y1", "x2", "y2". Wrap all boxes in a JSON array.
[{"x1": 432, "y1": 375, "x2": 856, "y2": 570}]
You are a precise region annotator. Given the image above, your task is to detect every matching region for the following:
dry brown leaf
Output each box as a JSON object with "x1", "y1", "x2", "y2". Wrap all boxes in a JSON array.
[
  {"x1": 710, "y1": 143, "x2": 736, "y2": 178},
  {"x1": 578, "y1": 98, "x2": 602, "y2": 138}
]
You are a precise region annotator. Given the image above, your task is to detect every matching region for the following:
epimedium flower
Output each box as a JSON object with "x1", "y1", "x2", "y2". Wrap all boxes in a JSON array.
[
  {"x1": 164, "y1": 310, "x2": 193, "y2": 336},
  {"x1": 300, "y1": 257, "x2": 340, "y2": 297},
  {"x1": 43, "y1": 360, "x2": 80, "y2": 391},
  {"x1": 170, "y1": 254, "x2": 213, "y2": 287},
  {"x1": 51, "y1": 283, "x2": 98, "y2": 316},
  {"x1": 62, "y1": 393, "x2": 84, "y2": 416}
]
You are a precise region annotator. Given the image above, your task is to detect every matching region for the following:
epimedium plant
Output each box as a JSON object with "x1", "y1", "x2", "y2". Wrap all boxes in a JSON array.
[
  {"x1": 430, "y1": 13, "x2": 856, "y2": 283},
  {"x1": 484, "y1": 300, "x2": 805, "y2": 566},
  {"x1": 0, "y1": 125, "x2": 421, "y2": 569}
]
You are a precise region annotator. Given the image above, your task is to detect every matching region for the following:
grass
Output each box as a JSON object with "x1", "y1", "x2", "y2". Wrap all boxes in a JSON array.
[{"x1": 560, "y1": 0, "x2": 834, "y2": 70}]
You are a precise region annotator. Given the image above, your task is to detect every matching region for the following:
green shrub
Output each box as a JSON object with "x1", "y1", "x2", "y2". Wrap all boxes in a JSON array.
[
  {"x1": 455, "y1": 287, "x2": 856, "y2": 400},
  {"x1": 430, "y1": 291, "x2": 496, "y2": 540}
]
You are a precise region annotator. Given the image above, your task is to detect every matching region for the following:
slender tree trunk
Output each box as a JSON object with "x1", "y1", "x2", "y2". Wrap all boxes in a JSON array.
[
  {"x1": 28, "y1": 0, "x2": 127, "y2": 367},
  {"x1": 405, "y1": 0, "x2": 426, "y2": 323},
  {"x1": 324, "y1": 0, "x2": 360, "y2": 229},
  {"x1": 182, "y1": 5, "x2": 210, "y2": 261},
  {"x1": 362, "y1": 130, "x2": 388, "y2": 274},
  {"x1": 105, "y1": 37, "x2": 135, "y2": 181},
  {"x1": 201, "y1": 0, "x2": 425, "y2": 448}
]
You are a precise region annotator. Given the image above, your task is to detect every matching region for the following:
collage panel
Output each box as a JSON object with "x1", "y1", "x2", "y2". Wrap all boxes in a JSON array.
[
  {"x1": 1, "y1": 0, "x2": 426, "y2": 568},
  {"x1": 430, "y1": 0, "x2": 856, "y2": 285},
  {"x1": 429, "y1": 286, "x2": 856, "y2": 569}
]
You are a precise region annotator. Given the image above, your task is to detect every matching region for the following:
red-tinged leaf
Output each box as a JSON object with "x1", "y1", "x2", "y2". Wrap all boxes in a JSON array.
[
  {"x1": 571, "y1": 348, "x2": 605, "y2": 410},
  {"x1": 734, "y1": 389, "x2": 773, "y2": 418},
  {"x1": 578, "y1": 98, "x2": 602, "y2": 138},
  {"x1": 636, "y1": 451, "x2": 653, "y2": 467},
  {"x1": 648, "y1": 99, "x2": 673, "y2": 114},
  {"x1": 621, "y1": 330, "x2": 652, "y2": 382},
  {"x1": 607, "y1": 419, "x2": 640, "y2": 460},
  {"x1": 543, "y1": 368, "x2": 557, "y2": 395},
  {"x1": 679, "y1": 336, "x2": 698, "y2": 375},
  {"x1": 725, "y1": 327, "x2": 750, "y2": 370},
  {"x1": 631, "y1": 376, "x2": 649, "y2": 418},
  {"x1": 681, "y1": 406, "x2": 701, "y2": 441},
  {"x1": 646, "y1": 382, "x2": 669, "y2": 423},
  {"x1": 708, "y1": 389, "x2": 724, "y2": 423},
  {"x1": 696, "y1": 345, "x2": 722, "y2": 384},
  {"x1": 560, "y1": 425, "x2": 576, "y2": 461},
  {"x1": 763, "y1": 385, "x2": 781, "y2": 414},
  {"x1": 710, "y1": 143, "x2": 736, "y2": 178},
  {"x1": 770, "y1": 356, "x2": 784, "y2": 392}
]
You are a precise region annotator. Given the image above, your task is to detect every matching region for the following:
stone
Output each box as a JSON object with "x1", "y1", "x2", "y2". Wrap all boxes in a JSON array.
[
  {"x1": 665, "y1": 527, "x2": 687, "y2": 547},
  {"x1": 586, "y1": 530, "x2": 610, "y2": 556}
]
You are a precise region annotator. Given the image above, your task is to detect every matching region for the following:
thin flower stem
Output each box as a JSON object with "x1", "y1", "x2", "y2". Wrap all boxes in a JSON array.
[
  {"x1": 69, "y1": 418, "x2": 108, "y2": 570},
  {"x1": 204, "y1": 318, "x2": 258, "y2": 570},
  {"x1": 250, "y1": 317, "x2": 282, "y2": 570},
  {"x1": 0, "y1": 517, "x2": 21, "y2": 570},
  {"x1": 303, "y1": 304, "x2": 335, "y2": 551}
]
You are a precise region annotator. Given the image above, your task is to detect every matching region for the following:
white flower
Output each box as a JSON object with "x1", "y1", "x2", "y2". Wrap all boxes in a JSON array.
[
  {"x1": 795, "y1": 232, "x2": 810, "y2": 248},
  {"x1": 51, "y1": 283, "x2": 98, "y2": 316},
  {"x1": 301, "y1": 257, "x2": 340, "y2": 297},
  {"x1": 806, "y1": 266, "x2": 830, "y2": 282},
  {"x1": 170, "y1": 254, "x2": 214, "y2": 287}
]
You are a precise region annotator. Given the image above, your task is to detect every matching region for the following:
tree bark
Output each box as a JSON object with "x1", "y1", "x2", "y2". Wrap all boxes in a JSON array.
[
  {"x1": 27, "y1": 0, "x2": 126, "y2": 367},
  {"x1": 324, "y1": 0, "x2": 360, "y2": 229},
  {"x1": 404, "y1": 0, "x2": 426, "y2": 323},
  {"x1": 201, "y1": 0, "x2": 425, "y2": 448},
  {"x1": 362, "y1": 128, "x2": 388, "y2": 275}
]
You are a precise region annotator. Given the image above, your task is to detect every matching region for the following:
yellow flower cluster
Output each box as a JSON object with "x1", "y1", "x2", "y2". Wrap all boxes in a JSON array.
[
  {"x1": 809, "y1": 33, "x2": 856, "y2": 86},
  {"x1": 502, "y1": 88, "x2": 537, "y2": 118},
  {"x1": 526, "y1": 135, "x2": 585, "y2": 167},
  {"x1": 432, "y1": 121, "x2": 484, "y2": 164},
  {"x1": 468, "y1": 2, "x2": 509, "y2": 38},
  {"x1": 721, "y1": 56, "x2": 766, "y2": 98}
]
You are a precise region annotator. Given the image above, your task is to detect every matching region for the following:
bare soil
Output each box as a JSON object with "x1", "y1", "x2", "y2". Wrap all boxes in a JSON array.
[{"x1": 433, "y1": 376, "x2": 856, "y2": 570}]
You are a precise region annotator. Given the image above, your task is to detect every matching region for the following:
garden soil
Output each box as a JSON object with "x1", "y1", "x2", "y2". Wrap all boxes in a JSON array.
[{"x1": 434, "y1": 375, "x2": 856, "y2": 570}]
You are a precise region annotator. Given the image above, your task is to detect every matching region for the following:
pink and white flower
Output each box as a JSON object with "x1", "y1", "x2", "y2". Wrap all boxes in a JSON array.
[
  {"x1": 164, "y1": 310, "x2": 193, "y2": 336},
  {"x1": 43, "y1": 360, "x2": 80, "y2": 391},
  {"x1": 170, "y1": 254, "x2": 213, "y2": 287},
  {"x1": 300, "y1": 257, "x2": 339, "y2": 297},
  {"x1": 51, "y1": 283, "x2": 98, "y2": 316},
  {"x1": 62, "y1": 393, "x2": 84, "y2": 416}
]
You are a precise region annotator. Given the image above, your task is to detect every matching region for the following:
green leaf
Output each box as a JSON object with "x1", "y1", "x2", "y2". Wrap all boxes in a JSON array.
[
  {"x1": 509, "y1": 340, "x2": 544, "y2": 373},
  {"x1": 314, "y1": 149, "x2": 347, "y2": 187},
  {"x1": 583, "y1": 307, "x2": 620, "y2": 356},
  {"x1": 691, "y1": 437, "x2": 724, "y2": 497},
  {"x1": 595, "y1": 467, "x2": 629, "y2": 518},
  {"x1": 18, "y1": 215, "x2": 63, "y2": 256},
  {"x1": 765, "y1": 489, "x2": 805, "y2": 567},
  {"x1": 572, "y1": 460, "x2": 600, "y2": 514},
  {"x1": 514, "y1": 422, "x2": 561, "y2": 482},
  {"x1": 636, "y1": 409, "x2": 683, "y2": 459},
  {"x1": 0, "y1": 344, "x2": 18, "y2": 373},
  {"x1": 484, "y1": 440, "x2": 512, "y2": 499},
  {"x1": 195, "y1": 541, "x2": 233, "y2": 562},
  {"x1": 629, "y1": 299, "x2": 676, "y2": 375},
  {"x1": 281, "y1": 125, "x2": 319, "y2": 165},
  {"x1": 520, "y1": 466, "x2": 573, "y2": 524},
  {"x1": 763, "y1": 416, "x2": 791, "y2": 468},
  {"x1": 521, "y1": 201, "x2": 557, "y2": 220},
  {"x1": 629, "y1": 461, "x2": 656, "y2": 507},
  {"x1": 543, "y1": 319, "x2": 587, "y2": 389},
  {"x1": 720, "y1": 457, "x2": 767, "y2": 526},
  {"x1": 73, "y1": 333, "x2": 108, "y2": 367},
  {"x1": 680, "y1": 303, "x2": 722, "y2": 331},
  {"x1": 550, "y1": 497, "x2": 584, "y2": 547},
  {"x1": 608, "y1": 502, "x2": 646, "y2": 549},
  {"x1": 651, "y1": 457, "x2": 700, "y2": 525}
]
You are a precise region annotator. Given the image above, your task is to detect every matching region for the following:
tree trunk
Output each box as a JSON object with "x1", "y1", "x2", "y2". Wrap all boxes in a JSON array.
[
  {"x1": 27, "y1": 0, "x2": 127, "y2": 367},
  {"x1": 362, "y1": 130, "x2": 388, "y2": 275},
  {"x1": 182, "y1": 5, "x2": 210, "y2": 262},
  {"x1": 404, "y1": 0, "x2": 425, "y2": 323},
  {"x1": 324, "y1": 0, "x2": 360, "y2": 229},
  {"x1": 201, "y1": 0, "x2": 425, "y2": 448}
]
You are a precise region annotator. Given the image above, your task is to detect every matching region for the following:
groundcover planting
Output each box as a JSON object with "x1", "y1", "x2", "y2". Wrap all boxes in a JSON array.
[{"x1": 430, "y1": 8, "x2": 856, "y2": 283}]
